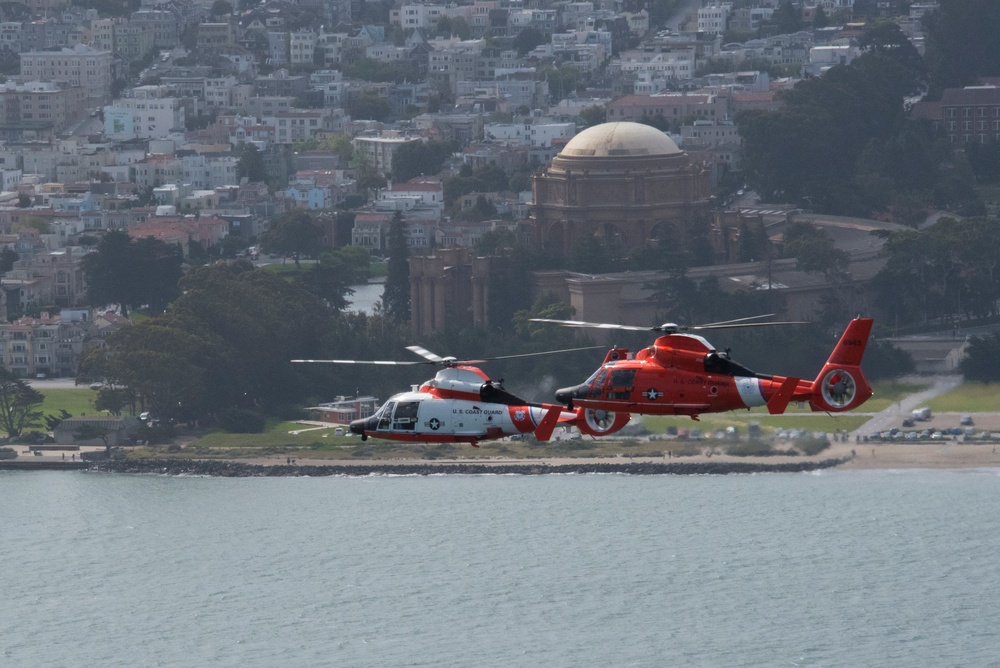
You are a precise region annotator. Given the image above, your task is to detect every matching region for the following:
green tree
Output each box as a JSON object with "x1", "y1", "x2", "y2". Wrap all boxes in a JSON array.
[
  {"x1": 73, "y1": 423, "x2": 112, "y2": 454},
  {"x1": 351, "y1": 149, "x2": 387, "y2": 193},
  {"x1": 859, "y1": 21, "x2": 927, "y2": 94},
  {"x1": 514, "y1": 26, "x2": 545, "y2": 56},
  {"x1": 296, "y1": 246, "x2": 370, "y2": 310},
  {"x1": 390, "y1": 140, "x2": 455, "y2": 182},
  {"x1": 579, "y1": 105, "x2": 607, "y2": 128},
  {"x1": 383, "y1": 211, "x2": 410, "y2": 325},
  {"x1": 813, "y1": 6, "x2": 829, "y2": 29},
  {"x1": 0, "y1": 247, "x2": 17, "y2": 273},
  {"x1": 347, "y1": 94, "x2": 392, "y2": 122},
  {"x1": 0, "y1": 370, "x2": 44, "y2": 438},
  {"x1": 263, "y1": 210, "x2": 324, "y2": 267},
  {"x1": 772, "y1": 1, "x2": 802, "y2": 34},
  {"x1": 89, "y1": 263, "x2": 337, "y2": 420},
  {"x1": 960, "y1": 332, "x2": 1000, "y2": 382},
  {"x1": 210, "y1": 0, "x2": 233, "y2": 17},
  {"x1": 923, "y1": 0, "x2": 1000, "y2": 98},
  {"x1": 81, "y1": 230, "x2": 183, "y2": 317},
  {"x1": 235, "y1": 142, "x2": 266, "y2": 183},
  {"x1": 783, "y1": 223, "x2": 849, "y2": 279}
]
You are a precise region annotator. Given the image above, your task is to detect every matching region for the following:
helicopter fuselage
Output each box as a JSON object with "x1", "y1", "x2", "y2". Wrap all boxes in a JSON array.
[
  {"x1": 555, "y1": 319, "x2": 874, "y2": 423},
  {"x1": 350, "y1": 366, "x2": 572, "y2": 445}
]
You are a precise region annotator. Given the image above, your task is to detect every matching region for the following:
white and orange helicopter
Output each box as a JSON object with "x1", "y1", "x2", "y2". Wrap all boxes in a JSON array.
[{"x1": 292, "y1": 345, "x2": 611, "y2": 446}]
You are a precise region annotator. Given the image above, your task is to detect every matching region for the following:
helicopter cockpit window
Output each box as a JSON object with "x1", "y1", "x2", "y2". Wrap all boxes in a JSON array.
[
  {"x1": 392, "y1": 401, "x2": 419, "y2": 431},
  {"x1": 607, "y1": 368, "x2": 636, "y2": 400},
  {"x1": 588, "y1": 368, "x2": 610, "y2": 398},
  {"x1": 704, "y1": 352, "x2": 757, "y2": 377},
  {"x1": 376, "y1": 401, "x2": 396, "y2": 430}
]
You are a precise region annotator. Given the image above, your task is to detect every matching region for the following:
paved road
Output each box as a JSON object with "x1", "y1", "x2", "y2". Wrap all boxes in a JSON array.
[
  {"x1": 853, "y1": 375, "x2": 963, "y2": 437},
  {"x1": 28, "y1": 378, "x2": 82, "y2": 390}
]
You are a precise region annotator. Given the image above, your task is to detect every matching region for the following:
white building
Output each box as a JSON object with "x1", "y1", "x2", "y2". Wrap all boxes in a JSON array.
[
  {"x1": 614, "y1": 48, "x2": 697, "y2": 80},
  {"x1": 392, "y1": 3, "x2": 449, "y2": 30},
  {"x1": 698, "y1": 3, "x2": 732, "y2": 36},
  {"x1": 290, "y1": 30, "x2": 317, "y2": 65},
  {"x1": 103, "y1": 87, "x2": 184, "y2": 140},
  {"x1": 181, "y1": 154, "x2": 239, "y2": 189}
]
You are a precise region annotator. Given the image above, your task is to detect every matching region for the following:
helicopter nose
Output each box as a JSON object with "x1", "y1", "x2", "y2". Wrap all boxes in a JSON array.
[
  {"x1": 349, "y1": 417, "x2": 370, "y2": 435},
  {"x1": 555, "y1": 383, "x2": 587, "y2": 405}
]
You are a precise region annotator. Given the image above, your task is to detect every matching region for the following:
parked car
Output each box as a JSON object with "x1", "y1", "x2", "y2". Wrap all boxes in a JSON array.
[{"x1": 960, "y1": 415, "x2": 974, "y2": 426}]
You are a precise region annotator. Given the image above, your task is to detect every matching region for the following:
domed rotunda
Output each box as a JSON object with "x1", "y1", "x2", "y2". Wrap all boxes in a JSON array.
[{"x1": 530, "y1": 121, "x2": 713, "y2": 258}]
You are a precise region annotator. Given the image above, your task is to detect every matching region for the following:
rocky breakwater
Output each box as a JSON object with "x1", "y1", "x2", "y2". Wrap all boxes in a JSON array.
[{"x1": 92, "y1": 457, "x2": 851, "y2": 477}]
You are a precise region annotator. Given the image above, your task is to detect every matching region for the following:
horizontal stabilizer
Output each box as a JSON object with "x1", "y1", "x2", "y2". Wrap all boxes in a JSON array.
[
  {"x1": 533, "y1": 405, "x2": 563, "y2": 442},
  {"x1": 766, "y1": 376, "x2": 799, "y2": 415}
]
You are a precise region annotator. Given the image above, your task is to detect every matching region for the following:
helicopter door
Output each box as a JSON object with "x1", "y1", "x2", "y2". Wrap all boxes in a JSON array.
[
  {"x1": 392, "y1": 401, "x2": 419, "y2": 431},
  {"x1": 606, "y1": 369, "x2": 636, "y2": 400},
  {"x1": 376, "y1": 401, "x2": 396, "y2": 431}
]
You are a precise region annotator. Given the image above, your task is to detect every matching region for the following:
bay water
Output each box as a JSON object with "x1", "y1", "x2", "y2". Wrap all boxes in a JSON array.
[{"x1": 3, "y1": 469, "x2": 1000, "y2": 667}]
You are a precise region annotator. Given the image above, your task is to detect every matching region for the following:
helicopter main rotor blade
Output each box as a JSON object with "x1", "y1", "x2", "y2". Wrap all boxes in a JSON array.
[
  {"x1": 405, "y1": 345, "x2": 447, "y2": 363},
  {"x1": 696, "y1": 314, "x2": 778, "y2": 327},
  {"x1": 294, "y1": 345, "x2": 603, "y2": 368},
  {"x1": 530, "y1": 317, "x2": 809, "y2": 334},
  {"x1": 687, "y1": 321, "x2": 809, "y2": 331},
  {"x1": 466, "y1": 345, "x2": 605, "y2": 363},
  {"x1": 291, "y1": 359, "x2": 432, "y2": 365},
  {"x1": 529, "y1": 318, "x2": 653, "y2": 332}
]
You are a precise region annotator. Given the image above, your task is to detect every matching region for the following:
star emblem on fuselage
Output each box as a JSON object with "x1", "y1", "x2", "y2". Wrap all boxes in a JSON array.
[
  {"x1": 428, "y1": 418, "x2": 441, "y2": 430},
  {"x1": 642, "y1": 388, "x2": 662, "y2": 401}
]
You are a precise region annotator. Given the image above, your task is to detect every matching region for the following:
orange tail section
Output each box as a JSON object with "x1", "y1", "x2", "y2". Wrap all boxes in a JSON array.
[
  {"x1": 805, "y1": 318, "x2": 874, "y2": 412},
  {"x1": 532, "y1": 405, "x2": 564, "y2": 442},
  {"x1": 570, "y1": 407, "x2": 631, "y2": 437},
  {"x1": 766, "y1": 376, "x2": 799, "y2": 415}
]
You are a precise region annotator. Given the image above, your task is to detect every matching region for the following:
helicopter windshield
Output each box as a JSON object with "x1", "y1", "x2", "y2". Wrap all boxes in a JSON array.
[
  {"x1": 588, "y1": 367, "x2": 610, "y2": 398},
  {"x1": 703, "y1": 351, "x2": 757, "y2": 377},
  {"x1": 376, "y1": 401, "x2": 396, "y2": 430}
]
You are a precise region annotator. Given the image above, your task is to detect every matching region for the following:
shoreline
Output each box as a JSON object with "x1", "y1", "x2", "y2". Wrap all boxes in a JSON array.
[
  {"x1": 5, "y1": 441, "x2": 1000, "y2": 476},
  {"x1": 87, "y1": 456, "x2": 854, "y2": 477}
]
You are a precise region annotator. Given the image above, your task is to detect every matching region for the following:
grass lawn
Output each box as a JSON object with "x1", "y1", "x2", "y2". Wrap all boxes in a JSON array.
[
  {"x1": 865, "y1": 380, "x2": 932, "y2": 412},
  {"x1": 642, "y1": 411, "x2": 868, "y2": 435},
  {"x1": 927, "y1": 382, "x2": 1000, "y2": 412},
  {"x1": 38, "y1": 387, "x2": 99, "y2": 418},
  {"x1": 192, "y1": 420, "x2": 342, "y2": 449},
  {"x1": 262, "y1": 263, "x2": 306, "y2": 275}
]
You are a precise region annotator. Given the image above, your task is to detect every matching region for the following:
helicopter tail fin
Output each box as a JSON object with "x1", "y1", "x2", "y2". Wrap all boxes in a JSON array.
[{"x1": 806, "y1": 318, "x2": 874, "y2": 412}]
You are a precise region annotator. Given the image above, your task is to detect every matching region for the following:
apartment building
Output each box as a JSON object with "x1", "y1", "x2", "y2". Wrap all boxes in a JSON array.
[
  {"x1": 19, "y1": 44, "x2": 113, "y2": 103},
  {"x1": 0, "y1": 80, "x2": 87, "y2": 132}
]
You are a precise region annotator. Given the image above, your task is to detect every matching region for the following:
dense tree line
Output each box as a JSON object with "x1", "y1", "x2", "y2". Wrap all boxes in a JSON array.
[
  {"x1": 923, "y1": 0, "x2": 1000, "y2": 98},
  {"x1": 872, "y1": 216, "x2": 1000, "y2": 327},
  {"x1": 735, "y1": 18, "x2": 993, "y2": 219},
  {"x1": 79, "y1": 262, "x2": 336, "y2": 422}
]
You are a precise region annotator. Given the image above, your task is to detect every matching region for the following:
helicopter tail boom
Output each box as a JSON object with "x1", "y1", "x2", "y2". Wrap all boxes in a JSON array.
[{"x1": 805, "y1": 317, "x2": 874, "y2": 412}]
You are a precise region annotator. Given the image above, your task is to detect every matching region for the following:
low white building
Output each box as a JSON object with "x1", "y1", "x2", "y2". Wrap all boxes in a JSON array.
[{"x1": 103, "y1": 86, "x2": 184, "y2": 140}]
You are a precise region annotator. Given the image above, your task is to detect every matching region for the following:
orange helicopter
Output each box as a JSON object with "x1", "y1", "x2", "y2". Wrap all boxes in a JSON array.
[
  {"x1": 529, "y1": 316, "x2": 875, "y2": 437},
  {"x1": 292, "y1": 345, "x2": 605, "y2": 445}
]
